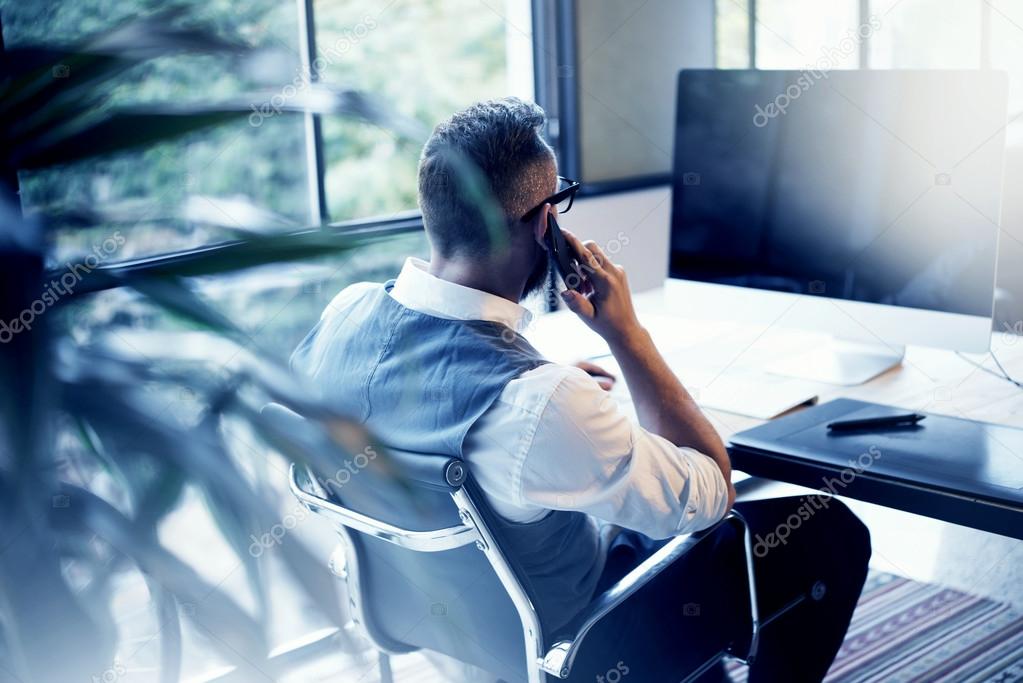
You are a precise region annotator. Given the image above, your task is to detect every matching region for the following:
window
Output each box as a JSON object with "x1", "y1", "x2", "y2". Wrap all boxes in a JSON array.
[
  {"x1": 2, "y1": 0, "x2": 535, "y2": 261},
  {"x1": 755, "y1": 0, "x2": 860, "y2": 69},
  {"x1": 47, "y1": 231, "x2": 431, "y2": 677},
  {"x1": 2, "y1": 0, "x2": 310, "y2": 263},
  {"x1": 715, "y1": 0, "x2": 998, "y2": 74},
  {"x1": 313, "y1": 0, "x2": 534, "y2": 222},
  {"x1": 0, "y1": 2, "x2": 515, "y2": 677},
  {"x1": 709, "y1": 0, "x2": 1023, "y2": 133},
  {"x1": 870, "y1": 0, "x2": 982, "y2": 69},
  {"x1": 990, "y1": 0, "x2": 1023, "y2": 132}
]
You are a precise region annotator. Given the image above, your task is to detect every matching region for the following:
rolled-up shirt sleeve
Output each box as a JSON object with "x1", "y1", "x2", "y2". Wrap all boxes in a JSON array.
[{"x1": 517, "y1": 366, "x2": 731, "y2": 539}]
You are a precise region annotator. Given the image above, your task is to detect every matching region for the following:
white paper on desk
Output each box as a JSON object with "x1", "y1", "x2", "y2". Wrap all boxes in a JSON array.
[
  {"x1": 679, "y1": 368, "x2": 819, "y2": 420},
  {"x1": 594, "y1": 355, "x2": 818, "y2": 421},
  {"x1": 524, "y1": 311, "x2": 737, "y2": 364},
  {"x1": 524, "y1": 311, "x2": 609, "y2": 364},
  {"x1": 638, "y1": 313, "x2": 738, "y2": 355}
]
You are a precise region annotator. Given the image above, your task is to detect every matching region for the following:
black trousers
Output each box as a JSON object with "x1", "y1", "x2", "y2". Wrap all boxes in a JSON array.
[{"x1": 564, "y1": 496, "x2": 871, "y2": 683}]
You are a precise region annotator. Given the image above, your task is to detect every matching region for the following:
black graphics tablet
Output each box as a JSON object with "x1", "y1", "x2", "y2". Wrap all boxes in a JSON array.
[{"x1": 728, "y1": 398, "x2": 1023, "y2": 538}]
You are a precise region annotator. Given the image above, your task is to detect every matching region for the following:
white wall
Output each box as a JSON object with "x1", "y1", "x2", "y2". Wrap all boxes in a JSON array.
[
  {"x1": 575, "y1": 0, "x2": 715, "y2": 181},
  {"x1": 557, "y1": 185, "x2": 672, "y2": 293}
]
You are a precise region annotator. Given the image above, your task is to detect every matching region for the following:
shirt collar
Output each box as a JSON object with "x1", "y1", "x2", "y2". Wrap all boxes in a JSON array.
[{"x1": 389, "y1": 257, "x2": 533, "y2": 332}]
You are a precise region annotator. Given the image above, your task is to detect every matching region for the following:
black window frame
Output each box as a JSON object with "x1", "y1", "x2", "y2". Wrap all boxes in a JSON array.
[{"x1": 530, "y1": 0, "x2": 677, "y2": 198}]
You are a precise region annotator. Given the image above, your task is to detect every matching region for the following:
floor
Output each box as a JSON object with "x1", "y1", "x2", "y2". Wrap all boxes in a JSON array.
[
  {"x1": 273, "y1": 482, "x2": 1023, "y2": 683},
  {"x1": 141, "y1": 432, "x2": 1021, "y2": 682}
]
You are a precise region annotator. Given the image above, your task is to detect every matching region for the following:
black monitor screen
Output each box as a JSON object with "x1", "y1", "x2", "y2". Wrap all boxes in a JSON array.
[{"x1": 669, "y1": 69, "x2": 1006, "y2": 318}]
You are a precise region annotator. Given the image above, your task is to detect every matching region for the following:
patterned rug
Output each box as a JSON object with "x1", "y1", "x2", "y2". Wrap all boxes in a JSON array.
[{"x1": 727, "y1": 571, "x2": 1023, "y2": 683}]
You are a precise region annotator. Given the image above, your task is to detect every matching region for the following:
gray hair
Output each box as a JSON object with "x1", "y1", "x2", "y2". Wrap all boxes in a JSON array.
[{"x1": 417, "y1": 97, "x2": 555, "y2": 258}]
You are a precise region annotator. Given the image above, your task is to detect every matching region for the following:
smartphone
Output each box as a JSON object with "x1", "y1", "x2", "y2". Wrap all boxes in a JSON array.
[{"x1": 544, "y1": 213, "x2": 589, "y2": 293}]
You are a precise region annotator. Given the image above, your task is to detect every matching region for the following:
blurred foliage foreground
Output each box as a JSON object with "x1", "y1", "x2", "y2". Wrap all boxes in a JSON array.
[{"x1": 0, "y1": 10, "x2": 453, "y2": 682}]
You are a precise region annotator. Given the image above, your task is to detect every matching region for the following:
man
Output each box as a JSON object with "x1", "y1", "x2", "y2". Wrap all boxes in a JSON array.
[{"x1": 292, "y1": 97, "x2": 870, "y2": 682}]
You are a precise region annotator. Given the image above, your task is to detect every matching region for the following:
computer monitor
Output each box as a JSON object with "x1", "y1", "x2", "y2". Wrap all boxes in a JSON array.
[{"x1": 669, "y1": 69, "x2": 1008, "y2": 384}]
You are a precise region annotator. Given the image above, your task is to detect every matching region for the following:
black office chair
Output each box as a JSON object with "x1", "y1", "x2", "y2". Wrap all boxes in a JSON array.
[{"x1": 263, "y1": 403, "x2": 770, "y2": 683}]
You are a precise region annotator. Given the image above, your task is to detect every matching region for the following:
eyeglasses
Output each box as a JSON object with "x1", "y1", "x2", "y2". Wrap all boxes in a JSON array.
[{"x1": 520, "y1": 176, "x2": 581, "y2": 222}]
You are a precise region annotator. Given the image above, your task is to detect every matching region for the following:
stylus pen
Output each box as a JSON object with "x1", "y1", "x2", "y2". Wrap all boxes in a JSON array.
[{"x1": 827, "y1": 413, "x2": 926, "y2": 432}]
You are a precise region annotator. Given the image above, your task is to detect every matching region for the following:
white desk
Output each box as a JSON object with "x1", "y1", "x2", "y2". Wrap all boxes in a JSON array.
[
  {"x1": 528, "y1": 282, "x2": 1023, "y2": 441},
  {"x1": 526, "y1": 281, "x2": 1023, "y2": 607}
]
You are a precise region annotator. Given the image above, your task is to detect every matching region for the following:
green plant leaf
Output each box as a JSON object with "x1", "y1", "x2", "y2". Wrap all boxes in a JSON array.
[
  {"x1": 199, "y1": 472, "x2": 269, "y2": 625},
  {"x1": 0, "y1": 10, "x2": 249, "y2": 160},
  {"x1": 75, "y1": 399, "x2": 189, "y2": 529},
  {"x1": 182, "y1": 194, "x2": 301, "y2": 235},
  {"x1": 58, "y1": 372, "x2": 263, "y2": 530},
  {"x1": 0, "y1": 8, "x2": 245, "y2": 114},
  {"x1": 55, "y1": 483, "x2": 269, "y2": 666},
  {"x1": 24, "y1": 196, "x2": 179, "y2": 229},
  {"x1": 144, "y1": 576, "x2": 183, "y2": 683},
  {"x1": 127, "y1": 275, "x2": 244, "y2": 338},
  {"x1": 85, "y1": 9, "x2": 247, "y2": 58},
  {"x1": 57, "y1": 357, "x2": 353, "y2": 633},
  {"x1": 11, "y1": 107, "x2": 247, "y2": 170},
  {"x1": 57, "y1": 228, "x2": 394, "y2": 299},
  {"x1": 0, "y1": 475, "x2": 117, "y2": 682},
  {"x1": 9, "y1": 83, "x2": 425, "y2": 171}
]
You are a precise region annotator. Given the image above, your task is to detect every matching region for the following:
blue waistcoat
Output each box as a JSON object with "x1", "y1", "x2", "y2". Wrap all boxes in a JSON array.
[{"x1": 291, "y1": 281, "x2": 603, "y2": 641}]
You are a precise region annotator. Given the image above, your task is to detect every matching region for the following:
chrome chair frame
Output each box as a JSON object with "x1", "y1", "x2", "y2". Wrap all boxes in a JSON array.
[{"x1": 290, "y1": 463, "x2": 762, "y2": 683}]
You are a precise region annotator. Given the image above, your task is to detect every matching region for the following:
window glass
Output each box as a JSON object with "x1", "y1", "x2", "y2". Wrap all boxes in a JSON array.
[
  {"x1": 989, "y1": 0, "x2": 1023, "y2": 129},
  {"x1": 51, "y1": 231, "x2": 429, "y2": 676},
  {"x1": 314, "y1": 0, "x2": 532, "y2": 221},
  {"x1": 756, "y1": 0, "x2": 861, "y2": 69},
  {"x1": 195, "y1": 232, "x2": 429, "y2": 357},
  {"x1": 2, "y1": 0, "x2": 309, "y2": 263},
  {"x1": 3, "y1": 2, "x2": 435, "y2": 674},
  {"x1": 869, "y1": 0, "x2": 982, "y2": 69},
  {"x1": 716, "y1": 0, "x2": 750, "y2": 68}
]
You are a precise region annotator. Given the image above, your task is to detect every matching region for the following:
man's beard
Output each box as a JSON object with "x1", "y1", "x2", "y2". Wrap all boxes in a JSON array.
[{"x1": 523, "y1": 248, "x2": 553, "y2": 299}]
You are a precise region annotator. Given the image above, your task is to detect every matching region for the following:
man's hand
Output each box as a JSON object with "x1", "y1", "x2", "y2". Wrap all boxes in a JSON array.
[
  {"x1": 557, "y1": 229, "x2": 735, "y2": 511},
  {"x1": 559, "y1": 229, "x2": 643, "y2": 346}
]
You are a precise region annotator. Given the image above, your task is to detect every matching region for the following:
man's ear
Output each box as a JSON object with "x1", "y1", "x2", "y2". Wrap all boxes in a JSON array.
[{"x1": 533, "y1": 203, "x2": 551, "y2": 250}]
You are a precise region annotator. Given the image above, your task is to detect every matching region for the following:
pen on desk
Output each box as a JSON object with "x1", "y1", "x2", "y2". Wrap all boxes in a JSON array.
[{"x1": 827, "y1": 413, "x2": 926, "y2": 432}]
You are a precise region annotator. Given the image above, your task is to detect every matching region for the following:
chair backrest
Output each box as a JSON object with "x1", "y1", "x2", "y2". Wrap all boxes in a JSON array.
[{"x1": 263, "y1": 403, "x2": 536, "y2": 683}]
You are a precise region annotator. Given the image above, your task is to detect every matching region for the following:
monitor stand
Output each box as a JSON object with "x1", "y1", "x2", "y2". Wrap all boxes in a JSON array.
[{"x1": 766, "y1": 338, "x2": 905, "y2": 386}]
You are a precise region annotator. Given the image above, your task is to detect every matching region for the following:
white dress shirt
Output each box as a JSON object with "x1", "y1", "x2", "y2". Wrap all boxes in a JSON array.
[{"x1": 321, "y1": 257, "x2": 731, "y2": 540}]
